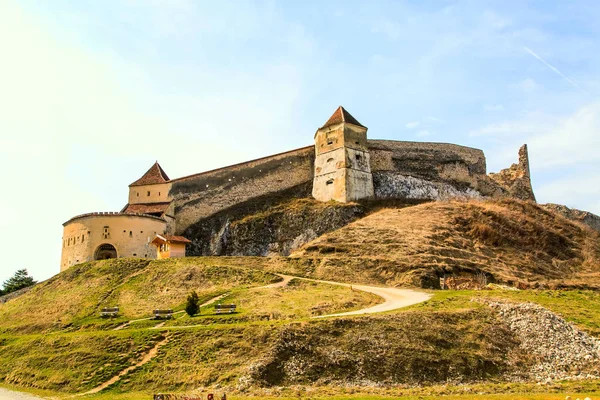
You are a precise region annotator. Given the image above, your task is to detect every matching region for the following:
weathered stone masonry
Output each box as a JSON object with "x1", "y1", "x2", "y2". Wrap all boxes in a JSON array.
[{"x1": 60, "y1": 105, "x2": 536, "y2": 269}]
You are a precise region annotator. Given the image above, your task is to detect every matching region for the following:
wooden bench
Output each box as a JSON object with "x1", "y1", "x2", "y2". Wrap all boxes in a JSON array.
[
  {"x1": 100, "y1": 307, "x2": 119, "y2": 318},
  {"x1": 153, "y1": 309, "x2": 173, "y2": 320},
  {"x1": 215, "y1": 304, "x2": 236, "y2": 314}
]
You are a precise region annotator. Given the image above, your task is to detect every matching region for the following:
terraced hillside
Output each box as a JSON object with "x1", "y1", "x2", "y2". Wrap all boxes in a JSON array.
[{"x1": 292, "y1": 199, "x2": 600, "y2": 289}]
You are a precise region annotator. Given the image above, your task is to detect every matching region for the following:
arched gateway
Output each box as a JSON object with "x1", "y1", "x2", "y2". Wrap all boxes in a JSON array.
[{"x1": 94, "y1": 244, "x2": 118, "y2": 260}]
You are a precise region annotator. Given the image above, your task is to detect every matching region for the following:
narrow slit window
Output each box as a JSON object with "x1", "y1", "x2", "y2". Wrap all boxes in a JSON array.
[
  {"x1": 147, "y1": 191, "x2": 150, "y2": 196},
  {"x1": 326, "y1": 179, "x2": 334, "y2": 185},
  {"x1": 327, "y1": 158, "x2": 334, "y2": 163}
]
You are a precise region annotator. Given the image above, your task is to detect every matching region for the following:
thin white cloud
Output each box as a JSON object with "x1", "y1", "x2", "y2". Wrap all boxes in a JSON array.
[
  {"x1": 523, "y1": 46, "x2": 585, "y2": 92},
  {"x1": 405, "y1": 121, "x2": 420, "y2": 129},
  {"x1": 475, "y1": 103, "x2": 600, "y2": 168},
  {"x1": 536, "y1": 174, "x2": 600, "y2": 215},
  {"x1": 426, "y1": 116, "x2": 444, "y2": 123},
  {"x1": 514, "y1": 77, "x2": 541, "y2": 93}
]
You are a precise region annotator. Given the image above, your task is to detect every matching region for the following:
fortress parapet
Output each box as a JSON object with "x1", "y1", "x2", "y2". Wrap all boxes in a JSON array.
[
  {"x1": 59, "y1": 105, "x2": 536, "y2": 270},
  {"x1": 61, "y1": 212, "x2": 167, "y2": 271}
]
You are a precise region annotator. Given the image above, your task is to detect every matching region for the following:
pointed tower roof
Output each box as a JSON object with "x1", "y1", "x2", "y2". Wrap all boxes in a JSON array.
[
  {"x1": 129, "y1": 162, "x2": 170, "y2": 187},
  {"x1": 320, "y1": 106, "x2": 366, "y2": 129}
]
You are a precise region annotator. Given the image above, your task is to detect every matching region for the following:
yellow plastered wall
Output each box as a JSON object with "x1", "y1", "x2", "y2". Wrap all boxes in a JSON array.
[
  {"x1": 61, "y1": 214, "x2": 167, "y2": 271},
  {"x1": 128, "y1": 182, "x2": 172, "y2": 205},
  {"x1": 155, "y1": 242, "x2": 186, "y2": 259}
]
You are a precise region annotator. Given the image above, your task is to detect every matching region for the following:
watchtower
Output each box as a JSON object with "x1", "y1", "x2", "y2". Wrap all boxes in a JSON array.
[{"x1": 312, "y1": 106, "x2": 374, "y2": 202}]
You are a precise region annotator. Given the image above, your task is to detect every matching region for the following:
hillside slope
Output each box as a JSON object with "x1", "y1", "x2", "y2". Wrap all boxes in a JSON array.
[
  {"x1": 0, "y1": 258, "x2": 279, "y2": 334},
  {"x1": 292, "y1": 199, "x2": 600, "y2": 289}
]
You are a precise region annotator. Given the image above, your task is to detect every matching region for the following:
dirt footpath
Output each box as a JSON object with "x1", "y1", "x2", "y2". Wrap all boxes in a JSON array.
[
  {"x1": 279, "y1": 275, "x2": 432, "y2": 317},
  {"x1": 0, "y1": 388, "x2": 43, "y2": 400}
]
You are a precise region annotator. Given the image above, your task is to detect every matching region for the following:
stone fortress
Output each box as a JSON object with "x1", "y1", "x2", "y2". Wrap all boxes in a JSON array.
[{"x1": 60, "y1": 106, "x2": 535, "y2": 270}]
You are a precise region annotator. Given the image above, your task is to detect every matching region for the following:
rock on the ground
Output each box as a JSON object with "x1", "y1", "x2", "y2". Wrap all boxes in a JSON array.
[
  {"x1": 541, "y1": 203, "x2": 600, "y2": 232},
  {"x1": 477, "y1": 298, "x2": 600, "y2": 382}
]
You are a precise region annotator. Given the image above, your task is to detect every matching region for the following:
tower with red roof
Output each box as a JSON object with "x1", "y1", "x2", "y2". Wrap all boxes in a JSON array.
[{"x1": 312, "y1": 106, "x2": 374, "y2": 202}]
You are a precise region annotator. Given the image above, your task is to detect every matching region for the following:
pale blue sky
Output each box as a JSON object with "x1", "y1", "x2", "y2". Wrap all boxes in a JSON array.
[{"x1": 1, "y1": 0, "x2": 599, "y2": 282}]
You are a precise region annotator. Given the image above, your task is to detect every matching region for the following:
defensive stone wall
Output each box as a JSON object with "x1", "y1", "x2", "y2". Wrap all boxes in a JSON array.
[
  {"x1": 169, "y1": 139, "x2": 516, "y2": 235},
  {"x1": 368, "y1": 139, "x2": 487, "y2": 180},
  {"x1": 170, "y1": 146, "x2": 315, "y2": 234},
  {"x1": 488, "y1": 144, "x2": 536, "y2": 201},
  {"x1": 367, "y1": 140, "x2": 503, "y2": 200},
  {"x1": 61, "y1": 213, "x2": 166, "y2": 271}
]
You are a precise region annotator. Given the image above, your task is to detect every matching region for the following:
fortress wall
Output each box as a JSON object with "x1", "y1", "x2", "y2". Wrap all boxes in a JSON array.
[
  {"x1": 170, "y1": 146, "x2": 315, "y2": 234},
  {"x1": 367, "y1": 140, "x2": 494, "y2": 197},
  {"x1": 368, "y1": 139, "x2": 486, "y2": 177},
  {"x1": 61, "y1": 214, "x2": 166, "y2": 271}
]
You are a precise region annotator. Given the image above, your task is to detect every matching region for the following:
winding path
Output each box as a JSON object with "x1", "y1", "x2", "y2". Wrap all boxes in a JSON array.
[
  {"x1": 0, "y1": 275, "x2": 431, "y2": 398},
  {"x1": 279, "y1": 275, "x2": 432, "y2": 318},
  {"x1": 0, "y1": 389, "x2": 42, "y2": 400}
]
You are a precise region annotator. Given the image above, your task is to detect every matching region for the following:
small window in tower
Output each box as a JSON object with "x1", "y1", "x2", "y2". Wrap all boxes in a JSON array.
[
  {"x1": 129, "y1": 231, "x2": 132, "y2": 237},
  {"x1": 136, "y1": 192, "x2": 139, "y2": 197},
  {"x1": 356, "y1": 154, "x2": 362, "y2": 161},
  {"x1": 140, "y1": 231, "x2": 143, "y2": 233},
  {"x1": 123, "y1": 230, "x2": 126, "y2": 233},
  {"x1": 147, "y1": 191, "x2": 150, "y2": 196},
  {"x1": 327, "y1": 158, "x2": 334, "y2": 163},
  {"x1": 133, "y1": 253, "x2": 137, "y2": 257},
  {"x1": 326, "y1": 179, "x2": 334, "y2": 185},
  {"x1": 327, "y1": 140, "x2": 334, "y2": 145},
  {"x1": 82, "y1": 234, "x2": 85, "y2": 243},
  {"x1": 158, "y1": 192, "x2": 161, "y2": 196}
]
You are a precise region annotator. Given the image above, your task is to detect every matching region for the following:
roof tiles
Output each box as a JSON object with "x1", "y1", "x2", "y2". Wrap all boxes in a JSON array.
[
  {"x1": 321, "y1": 106, "x2": 365, "y2": 129},
  {"x1": 130, "y1": 162, "x2": 170, "y2": 187}
]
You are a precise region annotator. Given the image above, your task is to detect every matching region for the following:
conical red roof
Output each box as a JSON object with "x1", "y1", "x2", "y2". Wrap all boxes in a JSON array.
[
  {"x1": 129, "y1": 162, "x2": 170, "y2": 187},
  {"x1": 321, "y1": 106, "x2": 365, "y2": 129}
]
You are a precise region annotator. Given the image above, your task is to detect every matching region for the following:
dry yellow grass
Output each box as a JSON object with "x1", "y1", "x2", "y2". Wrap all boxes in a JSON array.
[{"x1": 291, "y1": 199, "x2": 600, "y2": 288}]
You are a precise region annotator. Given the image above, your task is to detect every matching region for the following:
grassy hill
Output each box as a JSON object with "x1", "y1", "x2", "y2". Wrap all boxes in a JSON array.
[
  {"x1": 291, "y1": 199, "x2": 600, "y2": 289},
  {"x1": 1, "y1": 198, "x2": 600, "y2": 399}
]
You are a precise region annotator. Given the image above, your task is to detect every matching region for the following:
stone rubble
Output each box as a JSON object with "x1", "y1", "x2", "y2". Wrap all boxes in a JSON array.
[{"x1": 476, "y1": 298, "x2": 600, "y2": 382}]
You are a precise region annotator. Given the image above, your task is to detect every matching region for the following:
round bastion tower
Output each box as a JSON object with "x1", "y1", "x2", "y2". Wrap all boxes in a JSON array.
[{"x1": 60, "y1": 162, "x2": 175, "y2": 271}]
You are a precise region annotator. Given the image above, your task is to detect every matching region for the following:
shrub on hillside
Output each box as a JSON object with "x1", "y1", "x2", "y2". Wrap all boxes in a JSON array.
[{"x1": 185, "y1": 291, "x2": 200, "y2": 316}]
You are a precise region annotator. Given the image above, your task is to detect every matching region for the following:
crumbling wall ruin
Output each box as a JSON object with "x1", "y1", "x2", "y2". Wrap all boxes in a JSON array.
[{"x1": 488, "y1": 144, "x2": 536, "y2": 202}]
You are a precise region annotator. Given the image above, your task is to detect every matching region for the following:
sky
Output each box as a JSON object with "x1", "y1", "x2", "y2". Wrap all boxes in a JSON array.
[{"x1": 1, "y1": 0, "x2": 599, "y2": 283}]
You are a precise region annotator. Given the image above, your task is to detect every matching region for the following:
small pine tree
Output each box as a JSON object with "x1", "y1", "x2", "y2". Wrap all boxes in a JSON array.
[
  {"x1": 2, "y1": 269, "x2": 36, "y2": 295},
  {"x1": 185, "y1": 290, "x2": 200, "y2": 317}
]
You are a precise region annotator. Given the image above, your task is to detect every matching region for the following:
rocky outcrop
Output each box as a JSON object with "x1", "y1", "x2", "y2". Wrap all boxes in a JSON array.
[
  {"x1": 222, "y1": 200, "x2": 365, "y2": 256},
  {"x1": 489, "y1": 145, "x2": 536, "y2": 202},
  {"x1": 477, "y1": 298, "x2": 600, "y2": 382},
  {"x1": 541, "y1": 203, "x2": 600, "y2": 232},
  {"x1": 183, "y1": 186, "x2": 367, "y2": 257},
  {"x1": 373, "y1": 172, "x2": 483, "y2": 201}
]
